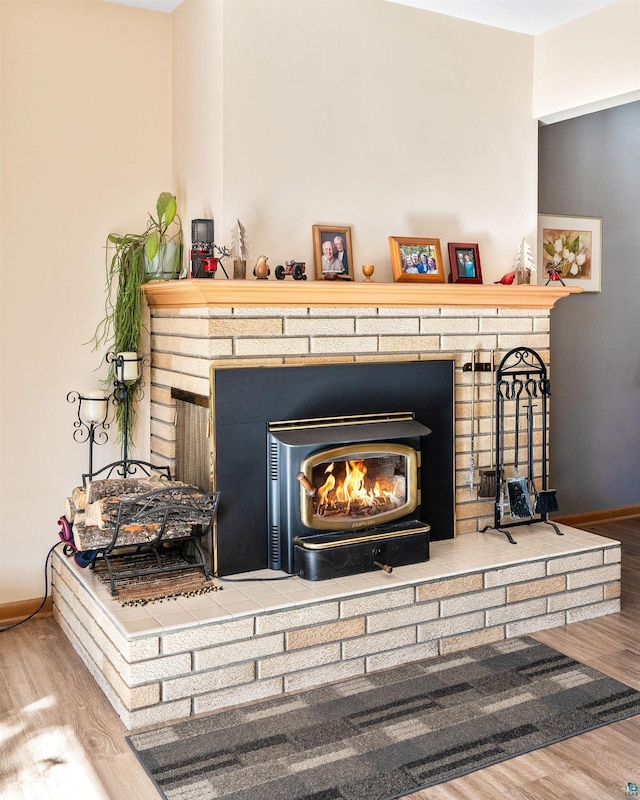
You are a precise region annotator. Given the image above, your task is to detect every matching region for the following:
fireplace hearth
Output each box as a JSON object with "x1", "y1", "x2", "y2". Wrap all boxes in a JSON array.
[{"x1": 52, "y1": 285, "x2": 621, "y2": 732}]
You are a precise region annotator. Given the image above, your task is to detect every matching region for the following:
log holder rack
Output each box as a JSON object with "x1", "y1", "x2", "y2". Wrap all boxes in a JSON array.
[{"x1": 95, "y1": 486, "x2": 220, "y2": 596}]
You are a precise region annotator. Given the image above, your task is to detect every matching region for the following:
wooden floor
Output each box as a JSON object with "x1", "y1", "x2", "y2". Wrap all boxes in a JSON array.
[{"x1": 1, "y1": 519, "x2": 639, "y2": 800}]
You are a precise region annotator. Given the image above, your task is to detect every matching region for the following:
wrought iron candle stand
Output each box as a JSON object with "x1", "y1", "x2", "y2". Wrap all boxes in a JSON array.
[
  {"x1": 68, "y1": 352, "x2": 171, "y2": 486},
  {"x1": 66, "y1": 390, "x2": 110, "y2": 482},
  {"x1": 109, "y1": 350, "x2": 144, "y2": 474},
  {"x1": 91, "y1": 350, "x2": 172, "y2": 484},
  {"x1": 481, "y1": 346, "x2": 561, "y2": 544}
]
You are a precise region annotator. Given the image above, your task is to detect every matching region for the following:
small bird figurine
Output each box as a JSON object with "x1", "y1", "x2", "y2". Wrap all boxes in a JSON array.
[
  {"x1": 253, "y1": 255, "x2": 270, "y2": 280},
  {"x1": 494, "y1": 270, "x2": 515, "y2": 285}
]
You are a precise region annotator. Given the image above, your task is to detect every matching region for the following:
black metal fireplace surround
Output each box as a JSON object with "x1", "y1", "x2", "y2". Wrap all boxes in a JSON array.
[{"x1": 211, "y1": 361, "x2": 454, "y2": 576}]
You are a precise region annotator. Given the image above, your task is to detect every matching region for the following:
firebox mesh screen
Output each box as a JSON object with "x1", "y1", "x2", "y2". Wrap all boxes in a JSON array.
[{"x1": 174, "y1": 398, "x2": 211, "y2": 492}]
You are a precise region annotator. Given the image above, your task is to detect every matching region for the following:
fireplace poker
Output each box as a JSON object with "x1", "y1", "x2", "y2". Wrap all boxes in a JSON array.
[
  {"x1": 506, "y1": 379, "x2": 534, "y2": 519},
  {"x1": 525, "y1": 383, "x2": 558, "y2": 515},
  {"x1": 478, "y1": 351, "x2": 497, "y2": 498},
  {"x1": 468, "y1": 351, "x2": 476, "y2": 497}
]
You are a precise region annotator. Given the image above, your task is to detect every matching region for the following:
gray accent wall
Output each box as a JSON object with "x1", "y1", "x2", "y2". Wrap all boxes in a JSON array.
[{"x1": 538, "y1": 101, "x2": 640, "y2": 515}]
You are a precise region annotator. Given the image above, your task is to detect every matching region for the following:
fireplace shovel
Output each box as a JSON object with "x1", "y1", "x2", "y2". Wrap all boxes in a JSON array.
[
  {"x1": 526, "y1": 397, "x2": 558, "y2": 515},
  {"x1": 506, "y1": 381, "x2": 534, "y2": 519}
]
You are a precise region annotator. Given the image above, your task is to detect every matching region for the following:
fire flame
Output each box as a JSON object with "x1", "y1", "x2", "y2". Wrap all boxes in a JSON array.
[{"x1": 315, "y1": 460, "x2": 403, "y2": 518}]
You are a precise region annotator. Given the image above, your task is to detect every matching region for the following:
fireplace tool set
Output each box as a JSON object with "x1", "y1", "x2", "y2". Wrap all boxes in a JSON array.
[{"x1": 480, "y1": 346, "x2": 560, "y2": 544}]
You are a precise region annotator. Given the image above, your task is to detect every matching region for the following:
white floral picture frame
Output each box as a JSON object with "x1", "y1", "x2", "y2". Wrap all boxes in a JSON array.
[{"x1": 537, "y1": 214, "x2": 602, "y2": 292}]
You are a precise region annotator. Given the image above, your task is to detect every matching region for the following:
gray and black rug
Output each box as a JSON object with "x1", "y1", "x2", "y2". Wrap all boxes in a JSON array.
[{"x1": 127, "y1": 637, "x2": 640, "y2": 800}]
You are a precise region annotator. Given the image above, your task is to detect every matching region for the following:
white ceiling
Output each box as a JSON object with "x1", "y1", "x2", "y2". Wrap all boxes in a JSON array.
[
  {"x1": 103, "y1": 0, "x2": 621, "y2": 36},
  {"x1": 103, "y1": 0, "x2": 180, "y2": 11},
  {"x1": 387, "y1": 0, "x2": 620, "y2": 35}
]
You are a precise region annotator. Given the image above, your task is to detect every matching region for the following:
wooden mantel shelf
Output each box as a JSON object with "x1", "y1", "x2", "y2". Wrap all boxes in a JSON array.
[{"x1": 143, "y1": 279, "x2": 583, "y2": 310}]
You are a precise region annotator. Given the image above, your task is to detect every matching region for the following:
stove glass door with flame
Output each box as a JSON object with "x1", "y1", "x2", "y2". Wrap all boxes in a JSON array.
[
  {"x1": 299, "y1": 443, "x2": 418, "y2": 530},
  {"x1": 267, "y1": 414, "x2": 431, "y2": 573}
]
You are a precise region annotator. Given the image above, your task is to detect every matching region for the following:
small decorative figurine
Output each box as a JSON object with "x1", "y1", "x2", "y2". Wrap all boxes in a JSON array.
[
  {"x1": 545, "y1": 267, "x2": 565, "y2": 285},
  {"x1": 362, "y1": 264, "x2": 375, "y2": 282},
  {"x1": 253, "y1": 255, "x2": 270, "y2": 279},
  {"x1": 512, "y1": 237, "x2": 536, "y2": 285},
  {"x1": 494, "y1": 270, "x2": 515, "y2": 285},
  {"x1": 231, "y1": 219, "x2": 247, "y2": 279},
  {"x1": 274, "y1": 260, "x2": 307, "y2": 280}
]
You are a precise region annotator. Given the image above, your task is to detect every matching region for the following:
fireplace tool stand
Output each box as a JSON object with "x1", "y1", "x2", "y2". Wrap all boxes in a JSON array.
[{"x1": 481, "y1": 347, "x2": 561, "y2": 544}]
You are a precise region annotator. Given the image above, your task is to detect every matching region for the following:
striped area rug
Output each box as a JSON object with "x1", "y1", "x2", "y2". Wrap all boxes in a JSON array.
[{"x1": 127, "y1": 637, "x2": 640, "y2": 800}]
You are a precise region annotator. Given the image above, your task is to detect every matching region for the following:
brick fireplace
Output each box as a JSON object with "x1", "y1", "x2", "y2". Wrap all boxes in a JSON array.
[
  {"x1": 52, "y1": 280, "x2": 622, "y2": 730},
  {"x1": 145, "y1": 281, "x2": 574, "y2": 539}
]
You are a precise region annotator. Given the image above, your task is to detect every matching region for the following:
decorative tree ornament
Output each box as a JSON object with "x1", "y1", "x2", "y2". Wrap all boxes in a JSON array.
[
  {"x1": 513, "y1": 237, "x2": 536, "y2": 285},
  {"x1": 231, "y1": 219, "x2": 248, "y2": 279}
]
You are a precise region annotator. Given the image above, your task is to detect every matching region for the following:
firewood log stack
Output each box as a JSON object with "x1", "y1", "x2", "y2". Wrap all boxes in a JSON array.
[{"x1": 63, "y1": 476, "x2": 212, "y2": 551}]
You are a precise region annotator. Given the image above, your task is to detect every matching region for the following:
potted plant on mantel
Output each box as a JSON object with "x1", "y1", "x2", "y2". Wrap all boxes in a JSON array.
[{"x1": 92, "y1": 192, "x2": 183, "y2": 448}]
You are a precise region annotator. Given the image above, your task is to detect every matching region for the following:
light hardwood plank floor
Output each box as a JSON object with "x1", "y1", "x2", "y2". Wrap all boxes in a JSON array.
[{"x1": 1, "y1": 519, "x2": 638, "y2": 800}]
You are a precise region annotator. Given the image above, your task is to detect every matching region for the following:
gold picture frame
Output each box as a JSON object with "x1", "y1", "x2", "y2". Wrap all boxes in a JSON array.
[
  {"x1": 312, "y1": 225, "x2": 354, "y2": 281},
  {"x1": 389, "y1": 236, "x2": 445, "y2": 283}
]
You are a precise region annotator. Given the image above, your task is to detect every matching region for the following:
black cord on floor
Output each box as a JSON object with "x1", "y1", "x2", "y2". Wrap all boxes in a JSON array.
[{"x1": 0, "y1": 541, "x2": 63, "y2": 633}]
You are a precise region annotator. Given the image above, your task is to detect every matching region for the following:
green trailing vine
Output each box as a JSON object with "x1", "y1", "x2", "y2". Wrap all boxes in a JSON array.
[{"x1": 92, "y1": 193, "x2": 183, "y2": 450}]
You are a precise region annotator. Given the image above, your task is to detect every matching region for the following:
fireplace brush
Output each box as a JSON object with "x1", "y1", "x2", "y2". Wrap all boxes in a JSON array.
[
  {"x1": 506, "y1": 378, "x2": 534, "y2": 519},
  {"x1": 478, "y1": 350, "x2": 497, "y2": 499}
]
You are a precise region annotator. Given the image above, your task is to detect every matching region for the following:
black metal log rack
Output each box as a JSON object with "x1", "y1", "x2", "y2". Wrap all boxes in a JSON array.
[{"x1": 98, "y1": 485, "x2": 220, "y2": 595}]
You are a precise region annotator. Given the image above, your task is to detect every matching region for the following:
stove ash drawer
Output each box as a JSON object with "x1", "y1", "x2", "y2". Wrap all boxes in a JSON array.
[{"x1": 293, "y1": 520, "x2": 429, "y2": 581}]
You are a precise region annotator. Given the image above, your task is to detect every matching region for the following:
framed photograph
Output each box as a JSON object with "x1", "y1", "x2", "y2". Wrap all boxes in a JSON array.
[
  {"x1": 388, "y1": 236, "x2": 445, "y2": 283},
  {"x1": 312, "y1": 225, "x2": 354, "y2": 280},
  {"x1": 448, "y1": 243, "x2": 482, "y2": 284},
  {"x1": 537, "y1": 214, "x2": 602, "y2": 292}
]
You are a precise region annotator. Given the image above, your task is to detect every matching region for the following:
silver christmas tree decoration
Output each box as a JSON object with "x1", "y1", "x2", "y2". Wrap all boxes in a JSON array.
[
  {"x1": 513, "y1": 237, "x2": 536, "y2": 285},
  {"x1": 230, "y1": 220, "x2": 246, "y2": 260}
]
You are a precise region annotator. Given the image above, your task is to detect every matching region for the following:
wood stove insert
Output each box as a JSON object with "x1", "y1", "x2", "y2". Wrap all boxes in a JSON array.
[
  {"x1": 268, "y1": 412, "x2": 432, "y2": 577},
  {"x1": 209, "y1": 360, "x2": 454, "y2": 576}
]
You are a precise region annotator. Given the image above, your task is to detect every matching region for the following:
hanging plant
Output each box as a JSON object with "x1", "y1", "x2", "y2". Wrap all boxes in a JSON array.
[{"x1": 92, "y1": 193, "x2": 183, "y2": 449}]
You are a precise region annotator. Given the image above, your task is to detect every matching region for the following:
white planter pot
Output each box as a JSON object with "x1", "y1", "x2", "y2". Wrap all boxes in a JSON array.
[{"x1": 144, "y1": 241, "x2": 182, "y2": 281}]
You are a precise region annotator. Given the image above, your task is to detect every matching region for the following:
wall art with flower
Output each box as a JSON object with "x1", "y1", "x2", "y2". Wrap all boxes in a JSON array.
[{"x1": 537, "y1": 214, "x2": 602, "y2": 292}]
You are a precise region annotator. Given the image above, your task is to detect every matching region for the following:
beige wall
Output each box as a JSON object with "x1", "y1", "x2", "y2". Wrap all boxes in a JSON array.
[
  {"x1": 172, "y1": 0, "x2": 224, "y2": 231},
  {"x1": 0, "y1": 0, "x2": 171, "y2": 603},
  {"x1": 218, "y1": 0, "x2": 537, "y2": 280},
  {"x1": 534, "y1": 0, "x2": 640, "y2": 123}
]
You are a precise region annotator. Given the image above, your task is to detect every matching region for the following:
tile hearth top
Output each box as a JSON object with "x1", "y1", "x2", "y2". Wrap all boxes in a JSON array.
[{"x1": 56, "y1": 524, "x2": 619, "y2": 641}]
